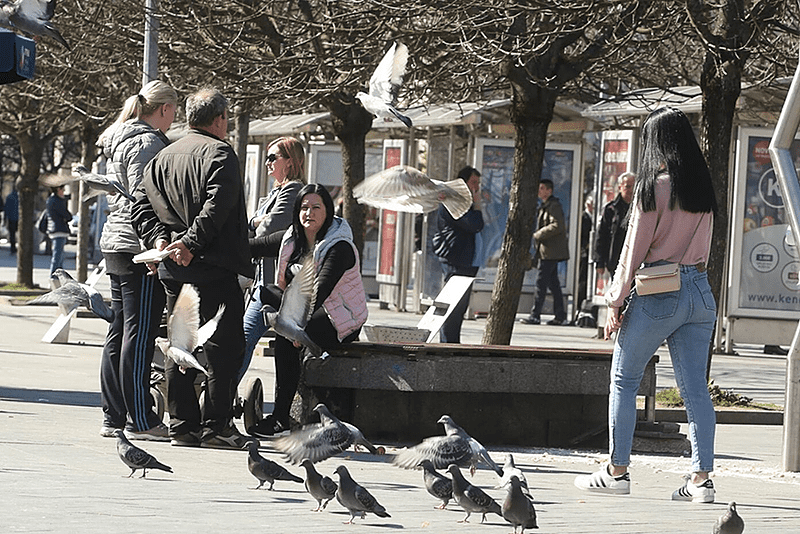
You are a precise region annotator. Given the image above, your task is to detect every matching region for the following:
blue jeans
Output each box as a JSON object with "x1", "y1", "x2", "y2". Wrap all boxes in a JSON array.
[
  {"x1": 609, "y1": 265, "x2": 717, "y2": 473},
  {"x1": 239, "y1": 288, "x2": 269, "y2": 386},
  {"x1": 50, "y1": 236, "x2": 66, "y2": 275}
]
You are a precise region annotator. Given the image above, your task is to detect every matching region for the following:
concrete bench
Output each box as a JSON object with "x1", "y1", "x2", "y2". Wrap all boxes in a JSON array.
[{"x1": 302, "y1": 342, "x2": 657, "y2": 448}]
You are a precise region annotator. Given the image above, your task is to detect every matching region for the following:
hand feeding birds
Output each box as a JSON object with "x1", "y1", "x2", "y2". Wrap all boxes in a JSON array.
[
  {"x1": 354, "y1": 165, "x2": 473, "y2": 219},
  {"x1": 114, "y1": 429, "x2": 172, "y2": 478},
  {"x1": 24, "y1": 268, "x2": 114, "y2": 322},
  {"x1": 247, "y1": 439, "x2": 304, "y2": 490},
  {"x1": 154, "y1": 284, "x2": 225, "y2": 377},
  {"x1": 334, "y1": 465, "x2": 391, "y2": 524},
  {"x1": 356, "y1": 41, "x2": 412, "y2": 128},
  {"x1": 274, "y1": 403, "x2": 383, "y2": 465},
  {"x1": 300, "y1": 459, "x2": 338, "y2": 512},
  {"x1": 393, "y1": 415, "x2": 504, "y2": 477},
  {"x1": 0, "y1": 0, "x2": 70, "y2": 49},
  {"x1": 448, "y1": 464, "x2": 502, "y2": 524}
]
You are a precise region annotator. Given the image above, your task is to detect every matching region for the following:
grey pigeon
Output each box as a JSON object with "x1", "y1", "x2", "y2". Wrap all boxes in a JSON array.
[
  {"x1": 713, "y1": 501, "x2": 745, "y2": 534},
  {"x1": 495, "y1": 453, "x2": 530, "y2": 495},
  {"x1": 356, "y1": 41, "x2": 412, "y2": 127},
  {"x1": 261, "y1": 253, "x2": 325, "y2": 360},
  {"x1": 154, "y1": 284, "x2": 225, "y2": 377},
  {"x1": 334, "y1": 465, "x2": 391, "y2": 524},
  {"x1": 247, "y1": 439, "x2": 303, "y2": 490},
  {"x1": 114, "y1": 429, "x2": 172, "y2": 478},
  {"x1": 275, "y1": 403, "x2": 381, "y2": 464},
  {"x1": 25, "y1": 268, "x2": 113, "y2": 322},
  {"x1": 448, "y1": 464, "x2": 502, "y2": 524},
  {"x1": 300, "y1": 459, "x2": 338, "y2": 511},
  {"x1": 354, "y1": 165, "x2": 473, "y2": 219},
  {"x1": 418, "y1": 459, "x2": 453, "y2": 510},
  {"x1": 72, "y1": 163, "x2": 134, "y2": 202},
  {"x1": 393, "y1": 415, "x2": 503, "y2": 476},
  {"x1": 0, "y1": 0, "x2": 69, "y2": 49},
  {"x1": 502, "y1": 475, "x2": 538, "y2": 532}
]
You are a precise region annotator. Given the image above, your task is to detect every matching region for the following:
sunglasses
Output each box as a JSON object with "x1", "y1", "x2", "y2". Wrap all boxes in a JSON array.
[{"x1": 266, "y1": 153, "x2": 285, "y2": 163}]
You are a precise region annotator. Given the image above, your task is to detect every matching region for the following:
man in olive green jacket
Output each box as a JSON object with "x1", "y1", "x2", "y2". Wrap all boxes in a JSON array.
[{"x1": 521, "y1": 179, "x2": 569, "y2": 325}]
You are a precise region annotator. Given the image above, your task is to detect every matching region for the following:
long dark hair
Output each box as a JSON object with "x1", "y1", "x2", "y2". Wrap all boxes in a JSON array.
[
  {"x1": 290, "y1": 183, "x2": 335, "y2": 260},
  {"x1": 636, "y1": 107, "x2": 717, "y2": 215}
]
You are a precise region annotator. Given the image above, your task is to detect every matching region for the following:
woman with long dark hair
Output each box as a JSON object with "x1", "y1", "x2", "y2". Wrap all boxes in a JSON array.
[
  {"x1": 575, "y1": 107, "x2": 718, "y2": 503},
  {"x1": 246, "y1": 183, "x2": 368, "y2": 436}
]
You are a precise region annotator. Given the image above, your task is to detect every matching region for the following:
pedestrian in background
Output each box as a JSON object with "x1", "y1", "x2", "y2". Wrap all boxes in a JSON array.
[
  {"x1": 521, "y1": 178, "x2": 569, "y2": 326},
  {"x1": 92, "y1": 80, "x2": 178, "y2": 442},
  {"x1": 595, "y1": 171, "x2": 635, "y2": 281},
  {"x1": 575, "y1": 106, "x2": 718, "y2": 503},
  {"x1": 432, "y1": 166, "x2": 484, "y2": 344},
  {"x1": 5, "y1": 182, "x2": 18, "y2": 253},
  {"x1": 46, "y1": 184, "x2": 72, "y2": 275}
]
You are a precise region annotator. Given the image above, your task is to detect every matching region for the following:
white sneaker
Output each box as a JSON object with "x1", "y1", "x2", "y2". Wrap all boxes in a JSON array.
[
  {"x1": 671, "y1": 477, "x2": 715, "y2": 503},
  {"x1": 574, "y1": 464, "x2": 631, "y2": 495}
]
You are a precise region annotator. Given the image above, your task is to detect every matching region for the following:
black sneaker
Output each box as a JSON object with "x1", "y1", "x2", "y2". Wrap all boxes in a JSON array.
[
  {"x1": 546, "y1": 318, "x2": 566, "y2": 326},
  {"x1": 520, "y1": 317, "x2": 540, "y2": 325},
  {"x1": 248, "y1": 415, "x2": 289, "y2": 438},
  {"x1": 201, "y1": 424, "x2": 252, "y2": 450},
  {"x1": 171, "y1": 431, "x2": 202, "y2": 447}
]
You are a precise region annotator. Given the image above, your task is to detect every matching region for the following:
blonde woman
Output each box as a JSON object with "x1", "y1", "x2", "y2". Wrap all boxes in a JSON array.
[
  {"x1": 92, "y1": 80, "x2": 178, "y2": 441},
  {"x1": 237, "y1": 137, "x2": 306, "y2": 387}
]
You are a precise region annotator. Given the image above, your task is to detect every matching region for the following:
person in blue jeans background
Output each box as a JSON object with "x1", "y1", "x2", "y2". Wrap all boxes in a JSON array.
[
  {"x1": 46, "y1": 184, "x2": 72, "y2": 275},
  {"x1": 574, "y1": 106, "x2": 718, "y2": 503},
  {"x1": 432, "y1": 166, "x2": 483, "y2": 344}
]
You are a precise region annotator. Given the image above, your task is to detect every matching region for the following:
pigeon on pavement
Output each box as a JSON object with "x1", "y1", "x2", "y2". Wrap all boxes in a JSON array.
[
  {"x1": 448, "y1": 464, "x2": 502, "y2": 524},
  {"x1": 72, "y1": 163, "x2": 135, "y2": 202},
  {"x1": 154, "y1": 284, "x2": 225, "y2": 377},
  {"x1": 25, "y1": 268, "x2": 113, "y2": 322},
  {"x1": 356, "y1": 41, "x2": 412, "y2": 127},
  {"x1": 354, "y1": 165, "x2": 473, "y2": 219},
  {"x1": 334, "y1": 465, "x2": 391, "y2": 524},
  {"x1": 502, "y1": 475, "x2": 538, "y2": 532},
  {"x1": 275, "y1": 403, "x2": 382, "y2": 464},
  {"x1": 495, "y1": 453, "x2": 529, "y2": 495},
  {"x1": 418, "y1": 459, "x2": 453, "y2": 510},
  {"x1": 393, "y1": 415, "x2": 503, "y2": 476},
  {"x1": 300, "y1": 459, "x2": 338, "y2": 511},
  {"x1": 713, "y1": 501, "x2": 745, "y2": 534},
  {"x1": 0, "y1": 0, "x2": 70, "y2": 49},
  {"x1": 114, "y1": 429, "x2": 172, "y2": 478},
  {"x1": 247, "y1": 439, "x2": 303, "y2": 490},
  {"x1": 261, "y1": 253, "x2": 325, "y2": 360}
]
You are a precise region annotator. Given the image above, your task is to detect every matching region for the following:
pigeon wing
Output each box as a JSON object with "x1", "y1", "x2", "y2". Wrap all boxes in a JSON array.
[
  {"x1": 469, "y1": 437, "x2": 503, "y2": 476},
  {"x1": 278, "y1": 253, "x2": 315, "y2": 327},
  {"x1": 197, "y1": 304, "x2": 225, "y2": 347},
  {"x1": 275, "y1": 421, "x2": 354, "y2": 464},
  {"x1": 434, "y1": 178, "x2": 473, "y2": 220},
  {"x1": 85, "y1": 285, "x2": 113, "y2": 322},
  {"x1": 369, "y1": 42, "x2": 408, "y2": 104},
  {"x1": 169, "y1": 284, "x2": 201, "y2": 352},
  {"x1": 393, "y1": 434, "x2": 471, "y2": 470}
]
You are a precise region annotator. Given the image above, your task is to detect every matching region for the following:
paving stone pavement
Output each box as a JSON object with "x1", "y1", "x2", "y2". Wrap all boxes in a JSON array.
[{"x1": 1, "y1": 247, "x2": 799, "y2": 532}]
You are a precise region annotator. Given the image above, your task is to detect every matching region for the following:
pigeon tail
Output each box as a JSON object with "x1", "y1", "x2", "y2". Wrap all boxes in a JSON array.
[{"x1": 389, "y1": 106, "x2": 413, "y2": 128}]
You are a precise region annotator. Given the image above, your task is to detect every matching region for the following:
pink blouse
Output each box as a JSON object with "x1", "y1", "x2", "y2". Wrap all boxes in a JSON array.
[{"x1": 605, "y1": 173, "x2": 714, "y2": 308}]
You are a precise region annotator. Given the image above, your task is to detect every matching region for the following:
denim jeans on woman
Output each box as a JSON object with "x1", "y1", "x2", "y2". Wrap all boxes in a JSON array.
[{"x1": 609, "y1": 264, "x2": 716, "y2": 473}]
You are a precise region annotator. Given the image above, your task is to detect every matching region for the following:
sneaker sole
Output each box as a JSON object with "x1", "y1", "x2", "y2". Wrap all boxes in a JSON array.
[
  {"x1": 574, "y1": 482, "x2": 630, "y2": 495},
  {"x1": 124, "y1": 431, "x2": 170, "y2": 442}
]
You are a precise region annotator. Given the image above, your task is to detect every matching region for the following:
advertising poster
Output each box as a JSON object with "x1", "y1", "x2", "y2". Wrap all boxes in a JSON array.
[
  {"x1": 475, "y1": 139, "x2": 580, "y2": 292},
  {"x1": 376, "y1": 142, "x2": 405, "y2": 283},
  {"x1": 731, "y1": 129, "x2": 800, "y2": 318}
]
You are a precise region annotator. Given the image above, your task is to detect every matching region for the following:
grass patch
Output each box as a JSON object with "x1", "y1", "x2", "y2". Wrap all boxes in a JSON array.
[
  {"x1": 0, "y1": 282, "x2": 41, "y2": 291},
  {"x1": 655, "y1": 380, "x2": 782, "y2": 411}
]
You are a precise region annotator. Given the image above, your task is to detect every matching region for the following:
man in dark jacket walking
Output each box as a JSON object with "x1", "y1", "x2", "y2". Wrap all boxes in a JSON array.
[
  {"x1": 132, "y1": 87, "x2": 254, "y2": 450},
  {"x1": 432, "y1": 166, "x2": 483, "y2": 343},
  {"x1": 522, "y1": 179, "x2": 569, "y2": 325},
  {"x1": 594, "y1": 171, "x2": 634, "y2": 279}
]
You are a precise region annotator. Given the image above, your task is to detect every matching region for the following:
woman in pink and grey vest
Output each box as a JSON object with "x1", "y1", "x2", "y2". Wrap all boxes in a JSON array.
[{"x1": 246, "y1": 183, "x2": 368, "y2": 437}]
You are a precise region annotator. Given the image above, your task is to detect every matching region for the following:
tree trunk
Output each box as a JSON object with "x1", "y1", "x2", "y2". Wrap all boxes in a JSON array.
[
  {"x1": 483, "y1": 79, "x2": 558, "y2": 345},
  {"x1": 76, "y1": 122, "x2": 98, "y2": 282},
  {"x1": 16, "y1": 133, "x2": 44, "y2": 288},
  {"x1": 326, "y1": 93, "x2": 373, "y2": 260}
]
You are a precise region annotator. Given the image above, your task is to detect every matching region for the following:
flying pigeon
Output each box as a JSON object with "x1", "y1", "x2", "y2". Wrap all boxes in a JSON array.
[
  {"x1": 448, "y1": 464, "x2": 502, "y2": 524},
  {"x1": 355, "y1": 41, "x2": 412, "y2": 128},
  {"x1": 495, "y1": 453, "x2": 529, "y2": 495},
  {"x1": 418, "y1": 459, "x2": 453, "y2": 510},
  {"x1": 71, "y1": 163, "x2": 135, "y2": 202},
  {"x1": 713, "y1": 502, "x2": 745, "y2": 534},
  {"x1": 334, "y1": 465, "x2": 391, "y2": 524},
  {"x1": 274, "y1": 403, "x2": 382, "y2": 465},
  {"x1": 0, "y1": 0, "x2": 70, "y2": 49},
  {"x1": 502, "y1": 475, "x2": 538, "y2": 533},
  {"x1": 154, "y1": 284, "x2": 225, "y2": 377},
  {"x1": 354, "y1": 165, "x2": 473, "y2": 219},
  {"x1": 393, "y1": 415, "x2": 504, "y2": 476},
  {"x1": 300, "y1": 459, "x2": 338, "y2": 512},
  {"x1": 25, "y1": 268, "x2": 113, "y2": 322},
  {"x1": 247, "y1": 439, "x2": 303, "y2": 490},
  {"x1": 261, "y1": 253, "x2": 325, "y2": 360},
  {"x1": 114, "y1": 429, "x2": 172, "y2": 478}
]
